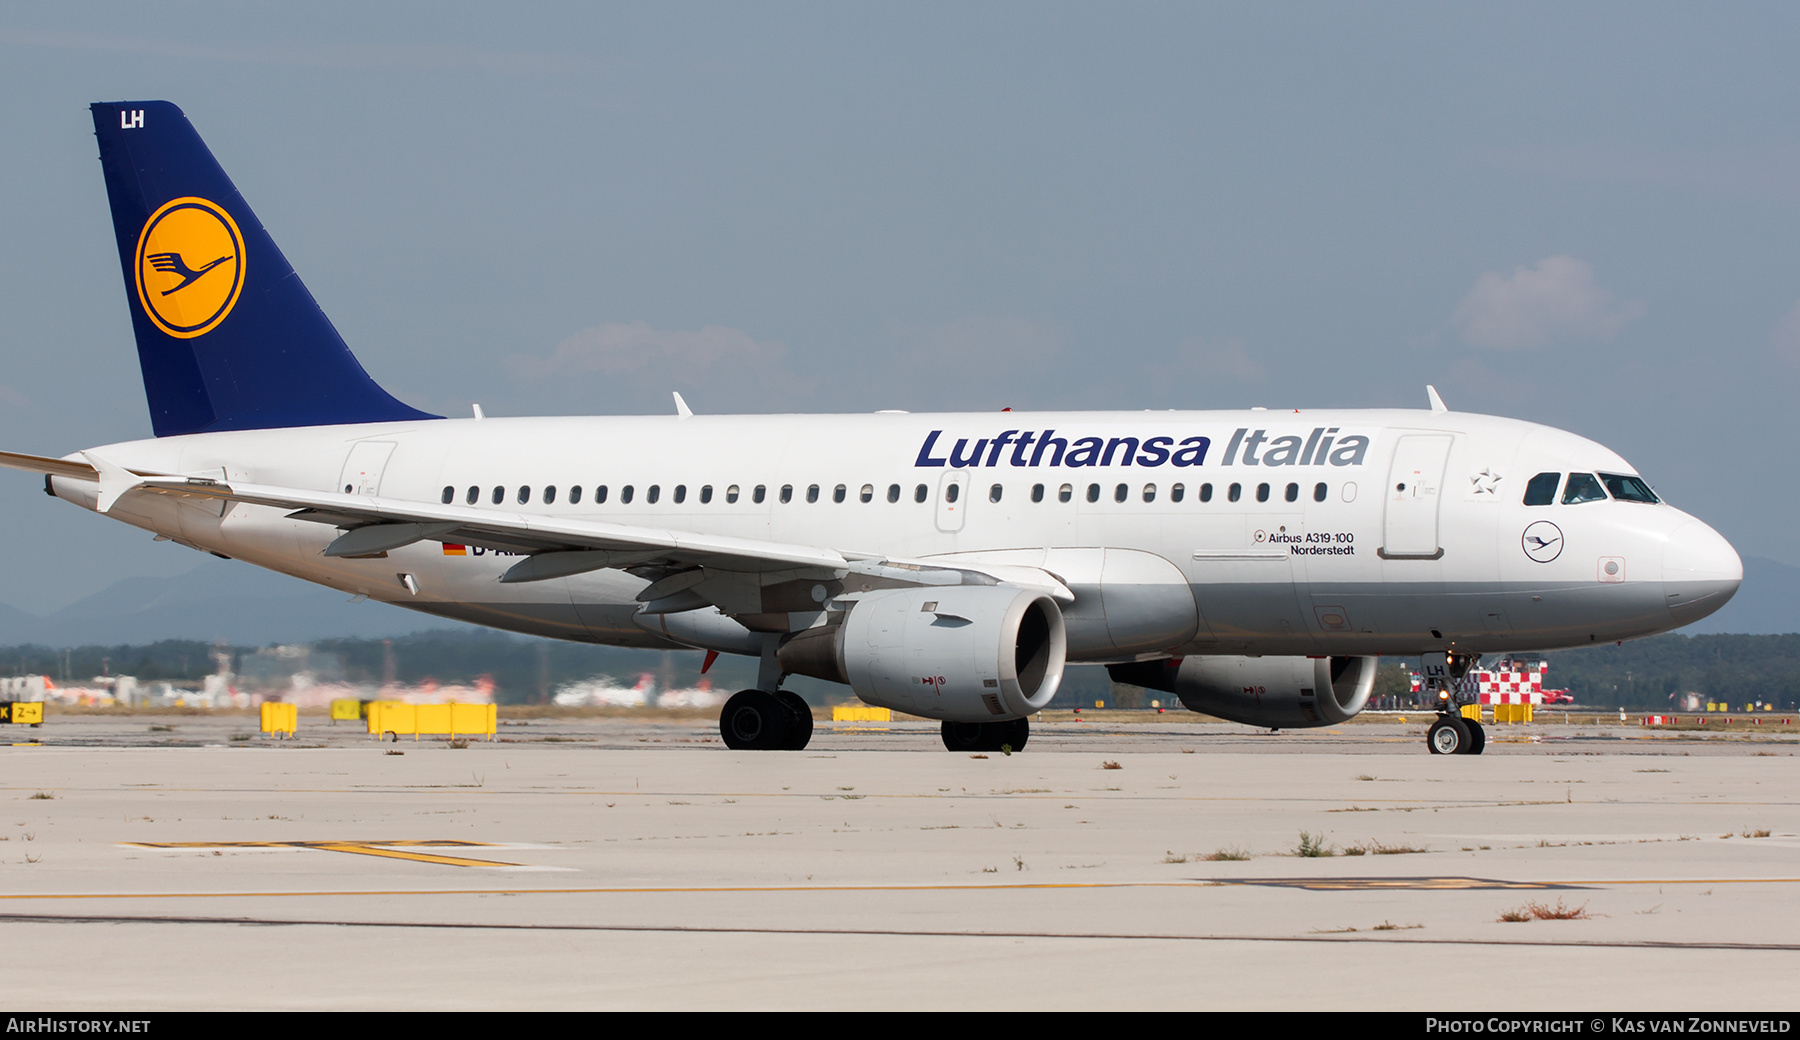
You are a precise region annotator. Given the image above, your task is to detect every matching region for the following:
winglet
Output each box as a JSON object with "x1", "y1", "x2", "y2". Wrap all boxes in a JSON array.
[
  {"x1": 1426, "y1": 385, "x2": 1448, "y2": 413},
  {"x1": 82, "y1": 452, "x2": 145, "y2": 514},
  {"x1": 673, "y1": 392, "x2": 693, "y2": 419}
]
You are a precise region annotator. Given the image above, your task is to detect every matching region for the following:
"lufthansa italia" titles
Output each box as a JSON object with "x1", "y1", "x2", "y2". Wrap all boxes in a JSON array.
[{"x1": 913, "y1": 428, "x2": 1370, "y2": 469}]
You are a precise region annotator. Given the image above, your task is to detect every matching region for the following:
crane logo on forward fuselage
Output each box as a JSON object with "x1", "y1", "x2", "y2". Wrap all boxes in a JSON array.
[
  {"x1": 1522, "y1": 521, "x2": 1564, "y2": 563},
  {"x1": 133, "y1": 196, "x2": 246, "y2": 339}
]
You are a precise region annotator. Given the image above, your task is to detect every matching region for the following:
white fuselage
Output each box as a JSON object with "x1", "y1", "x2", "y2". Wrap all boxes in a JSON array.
[{"x1": 50, "y1": 407, "x2": 1742, "y2": 662}]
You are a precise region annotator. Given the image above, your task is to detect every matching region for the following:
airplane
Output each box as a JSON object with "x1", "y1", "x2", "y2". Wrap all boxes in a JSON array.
[{"x1": 0, "y1": 101, "x2": 1743, "y2": 756}]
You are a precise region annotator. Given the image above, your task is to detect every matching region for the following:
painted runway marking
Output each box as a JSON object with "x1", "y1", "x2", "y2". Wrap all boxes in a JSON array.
[
  {"x1": 0, "y1": 910, "x2": 1797, "y2": 953},
  {"x1": 17, "y1": 875, "x2": 1800, "y2": 903},
  {"x1": 1215, "y1": 876, "x2": 1584, "y2": 891},
  {"x1": 122, "y1": 840, "x2": 523, "y2": 868}
]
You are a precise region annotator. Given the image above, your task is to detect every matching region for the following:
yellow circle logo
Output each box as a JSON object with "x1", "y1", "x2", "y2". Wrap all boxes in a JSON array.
[{"x1": 134, "y1": 197, "x2": 246, "y2": 339}]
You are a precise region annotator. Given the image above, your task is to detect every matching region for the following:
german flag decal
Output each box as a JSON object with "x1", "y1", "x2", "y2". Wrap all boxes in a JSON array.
[{"x1": 442, "y1": 544, "x2": 467, "y2": 556}]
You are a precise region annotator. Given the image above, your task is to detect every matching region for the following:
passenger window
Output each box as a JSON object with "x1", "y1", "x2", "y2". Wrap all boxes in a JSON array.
[
  {"x1": 1086, "y1": 484, "x2": 1101, "y2": 503},
  {"x1": 754, "y1": 485, "x2": 766, "y2": 504},
  {"x1": 1031, "y1": 484, "x2": 1045, "y2": 503},
  {"x1": 780, "y1": 485, "x2": 792, "y2": 504},
  {"x1": 441, "y1": 486, "x2": 454, "y2": 504},
  {"x1": 1599, "y1": 473, "x2": 1659, "y2": 504},
  {"x1": 860, "y1": 484, "x2": 874, "y2": 503},
  {"x1": 1256, "y1": 483, "x2": 1270, "y2": 503},
  {"x1": 1523, "y1": 472, "x2": 1560, "y2": 506},
  {"x1": 989, "y1": 484, "x2": 1003, "y2": 503},
  {"x1": 806, "y1": 484, "x2": 820, "y2": 503},
  {"x1": 647, "y1": 485, "x2": 660, "y2": 504},
  {"x1": 570, "y1": 486, "x2": 583, "y2": 505},
  {"x1": 1058, "y1": 483, "x2": 1073, "y2": 503},
  {"x1": 1313, "y1": 482, "x2": 1327, "y2": 503},
  {"x1": 466, "y1": 486, "x2": 479, "y2": 505},
  {"x1": 1170, "y1": 483, "x2": 1184, "y2": 503},
  {"x1": 727, "y1": 485, "x2": 740, "y2": 503},
  {"x1": 1142, "y1": 484, "x2": 1156, "y2": 503},
  {"x1": 491, "y1": 486, "x2": 504, "y2": 505},
  {"x1": 673, "y1": 485, "x2": 686, "y2": 504},
  {"x1": 543, "y1": 486, "x2": 557, "y2": 505},
  {"x1": 833, "y1": 484, "x2": 846, "y2": 504},
  {"x1": 621, "y1": 485, "x2": 634, "y2": 504},
  {"x1": 1562, "y1": 472, "x2": 1608, "y2": 505},
  {"x1": 700, "y1": 485, "x2": 712, "y2": 504},
  {"x1": 517, "y1": 486, "x2": 531, "y2": 505},
  {"x1": 887, "y1": 484, "x2": 900, "y2": 503},
  {"x1": 945, "y1": 483, "x2": 960, "y2": 503},
  {"x1": 1199, "y1": 483, "x2": 1213, "y2": 503},
  {"x1": 594, "y1": 485, "x2": 608, "y2": 504},
  {"x1": 1285, "y1": 482, "x2": 1299, "y2": 503},
  {"x1": 1227, "y1": 483, "x2": 1241, "y2": 503},
  {"x1": 914, "y1": 484, "x2": 928, "y2": 503}
]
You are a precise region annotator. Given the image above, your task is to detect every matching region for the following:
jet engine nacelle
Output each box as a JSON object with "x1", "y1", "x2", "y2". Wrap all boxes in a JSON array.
[
  {"x1": 1109, "y1": 655, "x2": 1376, "y2": 728},
  {"x1": 778, "y1": 585, "x2": 1067, "y2": 723}
]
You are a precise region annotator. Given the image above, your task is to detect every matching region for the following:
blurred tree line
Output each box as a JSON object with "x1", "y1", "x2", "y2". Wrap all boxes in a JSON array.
[{"x1": 0, "y1": 632, "x2": 1794, "y2": 710}]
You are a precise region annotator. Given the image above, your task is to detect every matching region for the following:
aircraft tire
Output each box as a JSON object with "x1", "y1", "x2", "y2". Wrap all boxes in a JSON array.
[
  {"x1": 720, "y1": 690, "x2": 792, "y2": 751},
  {"x1": 1427, "y1": 715, "x2": 1469, "y2": 755},
  {"x1": 995, "y1": 716, "x2": 1029, "y2": 753},
  {"x1": 774, "y1": 691, "x2": 813, "y2": 750},
  {"x1": 1464, "y1": 719, "x2": 1486, "y2": 755},
  {"x1": 941, "y1": 720, "x2": 991, "y2": 752},
  {"x1": 939, "y1": 718, "x2": 1030, "y2": 753}
]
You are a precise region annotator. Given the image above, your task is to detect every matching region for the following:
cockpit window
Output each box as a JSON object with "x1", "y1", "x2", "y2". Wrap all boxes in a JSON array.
[
  {"x1": 1523, "y1": 472, "x2": 1560, "y2": 506},
  {"x1": 1561, "y1": 472, "x2": 1608, "y2": 505},
  {"x1": 1599, "y1": 473, "x2": 1659, "y2": 504}
]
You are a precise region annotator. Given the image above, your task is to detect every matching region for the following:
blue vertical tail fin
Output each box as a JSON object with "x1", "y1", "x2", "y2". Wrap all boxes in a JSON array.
[{"x1": 90, "y1": 101, "x2": 439, "y2": 436}]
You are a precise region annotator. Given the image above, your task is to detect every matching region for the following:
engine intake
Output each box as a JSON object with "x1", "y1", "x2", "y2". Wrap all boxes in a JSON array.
[
  {"x1": 1110, "y1": 655, "x2": 1375, "y2": 728},
  {"x1": 779, "y1": 586, "x2": 1066, "y2": 722}
]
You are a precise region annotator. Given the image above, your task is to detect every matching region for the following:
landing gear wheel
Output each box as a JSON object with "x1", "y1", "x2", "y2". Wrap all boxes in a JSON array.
[
  {"x1": 939, "y1": 717, "x2": 1030, "y2": 753},
  {"x1": 1464, "y1": 719, "x2": 1486, "y2": 755},
  {"x1": 1427, "y1": 715, "x2": 1470, "y2": 755},
  {"x1": 720, "y1": 690, "x2": 792, "y2": 751},
  {"x1": 994, "y1": 717, "x2": 1029, "y2": 753},
  {"x1": 773, "y1": 691, "x2": 813, "y2": 750},
  {"x1": 941, "y1": 721, "x2": 988, "y2": 752}
]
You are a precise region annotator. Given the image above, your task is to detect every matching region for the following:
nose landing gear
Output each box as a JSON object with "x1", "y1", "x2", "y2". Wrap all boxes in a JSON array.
[
  {"x1": 1426, "y1": 714, "x2": 1486, "y2": 755},
  {"x1": 1425, "y1": 650, "x2": 1487, "y2": 755}
]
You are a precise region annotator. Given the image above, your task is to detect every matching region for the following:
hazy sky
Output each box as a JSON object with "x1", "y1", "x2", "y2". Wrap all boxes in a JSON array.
[{"x1": 0, "y1": 4, "x2": 1796, "y2": 616}]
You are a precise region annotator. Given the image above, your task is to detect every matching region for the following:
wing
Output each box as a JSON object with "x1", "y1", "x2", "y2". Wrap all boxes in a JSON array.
[{"x1": 31, "y1": 451, "x2": 1072, "y2": 619}]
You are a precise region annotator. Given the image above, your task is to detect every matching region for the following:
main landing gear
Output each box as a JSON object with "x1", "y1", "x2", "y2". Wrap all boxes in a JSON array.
[
  {"x1": 719, "y1": 636, "x2": 815, "y2": 751},
  {"x1": 720, "y1": 689, "x2": 814, "y2": 751},
  {"x1": 1425, "y1": 650, "x2": 1486, "y2": 755},
  {"x1": 940, "y1": 718, "x2": 1030, "y2": 754}
]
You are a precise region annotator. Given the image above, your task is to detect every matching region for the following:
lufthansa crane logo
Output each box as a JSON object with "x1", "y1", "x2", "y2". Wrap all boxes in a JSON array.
[
  {"x1": 1522, "y1": 520, "x2": 1564, "y2": 563},
  {"x1": 133, "y1": 197, "x2": 246, "y2": 339}
]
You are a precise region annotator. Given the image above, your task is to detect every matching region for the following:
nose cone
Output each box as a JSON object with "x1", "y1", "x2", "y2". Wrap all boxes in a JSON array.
[{"x1": 1664, "y1": 520, "x2": 1743, "y2": 628}]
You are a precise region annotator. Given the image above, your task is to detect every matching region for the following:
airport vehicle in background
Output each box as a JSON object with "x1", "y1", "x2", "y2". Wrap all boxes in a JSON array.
[{"x1": 0, "y1": 102, "x2": 1743, "y2": 755}]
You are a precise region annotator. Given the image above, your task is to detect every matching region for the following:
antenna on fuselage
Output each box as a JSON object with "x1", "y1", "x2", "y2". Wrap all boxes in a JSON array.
[
  {"x1": 472, "y1": 404, "x2": 485, "y2": 420},
  {"x1": 673, "y1": 392, "x2": 694, "y2": 419},
  {"x1": 1426, "y1": 385, "x2": 1448, "y2": 413}
]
